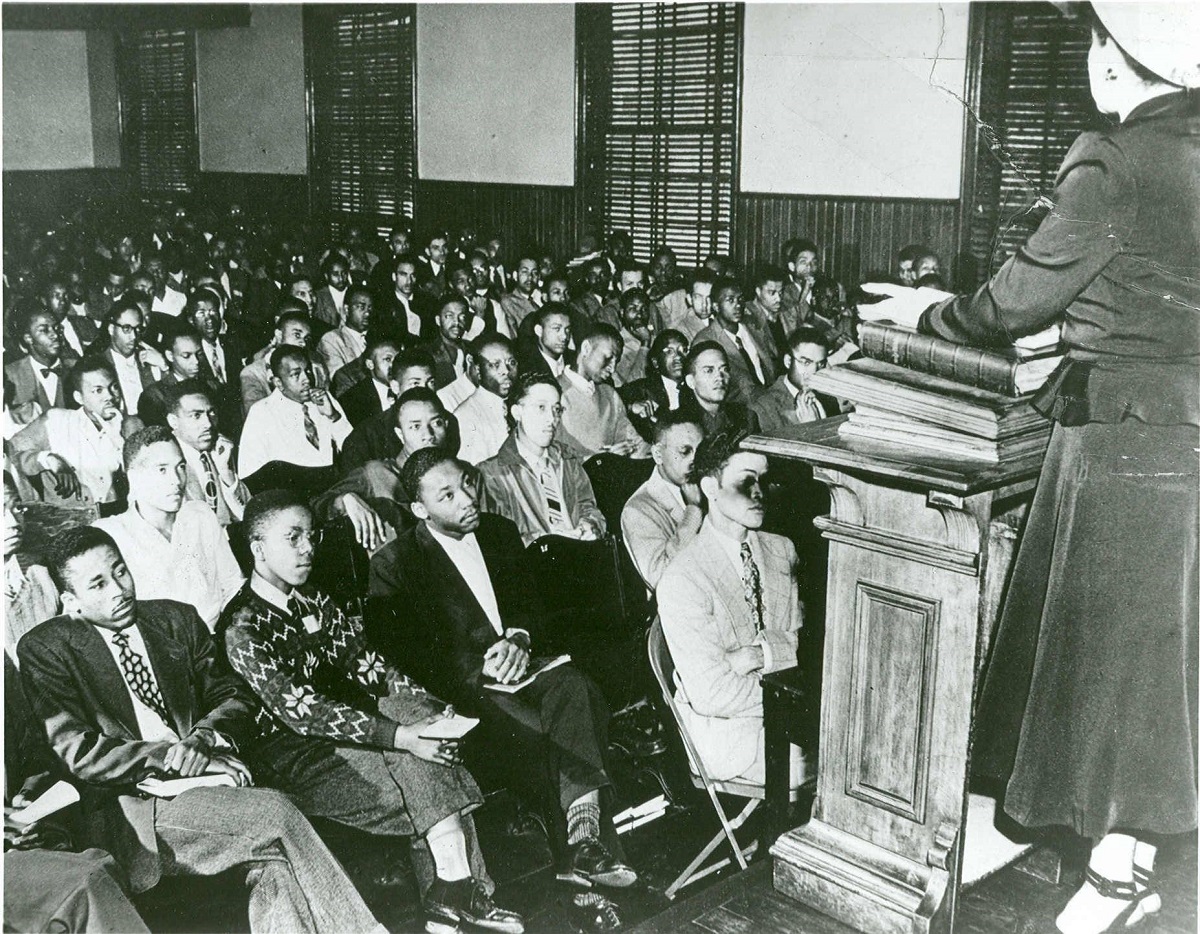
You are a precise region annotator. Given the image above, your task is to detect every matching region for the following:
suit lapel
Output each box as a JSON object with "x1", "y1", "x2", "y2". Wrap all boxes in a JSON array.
[
  {"x1": 416, "y1": 524, "x2": 493, "y2": 637},
  {"x1": 138, "y1": 617, "x2": 193, "y2": 735},
  {"x1": 69, "y1": 622, "x2": 139, "y2": 739},
  {"x1": 696, "y1": 526, "x2": 752, "y2": 642}
]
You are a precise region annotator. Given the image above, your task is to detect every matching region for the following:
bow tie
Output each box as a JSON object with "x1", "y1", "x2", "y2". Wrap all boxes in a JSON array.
[{"x1": 39, "y1": 366, "x2": 61, "y2": 380}]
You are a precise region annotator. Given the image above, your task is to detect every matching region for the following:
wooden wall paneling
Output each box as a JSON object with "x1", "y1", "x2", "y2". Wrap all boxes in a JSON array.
[
  {"x1": 2, "y1": 169, "x2": 134, "y2": 230},
  {"x1": 193, "y1": 172, "x2": 309, "y2": 220},
  {"x1": 414, "y1": 180, "x2": 578, "y2": 264},
  {"x1": 735, "y1": 193, "x2": 961, "y2": 290}
]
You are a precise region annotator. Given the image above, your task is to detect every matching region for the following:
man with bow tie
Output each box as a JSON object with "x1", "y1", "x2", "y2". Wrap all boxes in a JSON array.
[{"x1": 5, "y1": 307, "x2": 79, "y2": 414}]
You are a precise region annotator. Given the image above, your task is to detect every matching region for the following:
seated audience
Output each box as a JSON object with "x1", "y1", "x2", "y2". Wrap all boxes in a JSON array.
[
  {"x1": 426, "y1": 295, "x2": 471, "y2": 391},
  {"x1": 744, "y1": 265, "x2": 787, "y2": 361},
  {"x1": 374, "y1": 253, "x2": 426, "y2": 341},
  {"x1": 340, "y1": 348, "x2": 444, "y2": 471},
  {"x1": 417, "y1": 230, "x2": 450, "y2": 300},
  {"x1": 911, "y1": 248, "x2": 942, "y2": 284},
  {"x1": 219, "y1": 492, "x2": 524, "y2": 934},
  {"x1": 662, "y1": 268, "x2": 715, "y2": 342},
  {"x1": 752, "y1": 327, "x2": 835, "y2": 432},
  {"x1": 455, "y1": 336, "x2": 520, "y2": 466},
  {"x1": 337, "y1": 335, "x2": 401, "y2": 427},
  {"x1": 368, "y1": 450, "x2": 637, "y2": 923},
  {"x1": 95, "y1": 426, "x2": 243, "y2": 630},
  {"x1": 45, "y1": 275, "x2": 101, "y2": 358},
  {"x1": 315, "y1": 386, "x2": 455, "y2": 532},
  {"x1": 239, "y1": 347, "x2": 352, "y2": 481},
  {"x1": 9, "y1": 359, "x2": 143, "y2": 510},
  {"x1": 557, "y1": 324, "x2": 649, "y2": 460},
  {"x1": 518, "y1": 303, "x2": 573, "y2": 380},
  {"x1": 648, "y1": 247, "x2": 682, "y2": 301},
  {"x1": 572, "y1": 258, "x2": 611, "y2": 336},
  {"x1": 6, "y1": 306, "x2": 78, "y2": 413},
  {"x1": 137, "y1": 327, "x2": 212, "y2": 426},
  {"x1": 500, "y1": 256, "x2": 540, "y2": 335},
  {"x1": 240, "y1": 307, "x2": 327, "y2": 415},
  {"x1": 896, "y1": 243, "x2": 926, "y2": 287},
  {"x1": 94, "y1": 299, "x2": 166, "y2": 416},
  {"x1": 620, "y1": 411, "x2": 705, "y2": 591},
  {"x1": 618, "y1": 329, "x2": 689, "y2": 443},
  {"x1": 17, "y1": 526, "x2": 387, "y2": 932},
  {"x1": 165, "y1": 380, "x2": 250, "y2": 527},
  {"x1": 657, "y1": 430, "x2": 806, "y2": 787},
  {"x1": 694, "y1": 278, "x2": 776, "y2": 405},
  {"x1": 187, "y1": 288, "x2": 238, "y2": 387},
  {"x1": 313, "y1": 253, "x2": 350, "y2": 329},
  {"x1": 613, "y1": 289, "x2": 656, "y2": 387},
  {"x1": 5, "y1": 491, "x2": 148, "y2": 934},
  {"x1": 316, "y1": 285, "x2": 372, "y2": 377},
  {"x1": 679, "y1": 342, "x2": 761, "y2": 437},
  {"x1": 478, "y1": 374, "x2": 606, "y2": 547}
]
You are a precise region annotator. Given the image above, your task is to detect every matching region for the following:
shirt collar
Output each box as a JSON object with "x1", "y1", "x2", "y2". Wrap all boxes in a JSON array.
[
  {"x1": 516, "y1": 433, "x2": 554, "y2": 472},
  {"x1": 564, "y1": 367, "x2": 595, "y2": 396},
  {"x1": 709, "y1": 522, "x2": 755, "y2": 570},
  {"x1": 540, "y1": 349, "x2": 565, "y2": 377},
  {"x1": 784, "y1": 375, "x2": 804, "y2": 399},
  {"x1": 250, "y1": 571, "x2": 294, "y2": 613},
  {"x1": 426, "y1": 523, "x2": 478, "y2": 554},
  {"x1": 650, "y1": 466, "x2": 685, "y2": 510}
]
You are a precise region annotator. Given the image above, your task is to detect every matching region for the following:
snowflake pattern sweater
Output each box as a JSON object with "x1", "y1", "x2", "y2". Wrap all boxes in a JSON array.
[{"x1": 219, "y1": 581, "x2": 422, "y2": 747}]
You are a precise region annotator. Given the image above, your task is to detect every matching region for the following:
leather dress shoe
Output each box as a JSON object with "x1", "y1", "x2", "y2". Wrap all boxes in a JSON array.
[
  {"x1": 568, "y1": 892, "x2": 623, "y2": 932},
  {"x1": 424, "y1": 877, "x2": 525, "y2": 934},
  {"x1": 609, "y1": 704, "x2": 667, "y2": 758},
  {"x1": 558, "y1": 840, "x2": 638, "y2": 889}
]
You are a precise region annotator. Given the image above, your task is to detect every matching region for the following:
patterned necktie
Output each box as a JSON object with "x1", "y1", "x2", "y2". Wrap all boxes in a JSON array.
[
  {"x1": 112, "y1": 630, "x2": 173, "y2": 727},
  {"x1": 199, "y1": 452, "x2": 220, "y2": 512},
  {"x1": 538, "y1": 461, "x2": 569, "y2": 531},
  {"x1": 302, "y1": 404, "x2": 321, "y2": 449},
  {"x1": 209, "y1": 345, "x2": 225, "y2": 383},
  {"x1": 740, "y1": 541, "x2": 765, "y2": 633}
]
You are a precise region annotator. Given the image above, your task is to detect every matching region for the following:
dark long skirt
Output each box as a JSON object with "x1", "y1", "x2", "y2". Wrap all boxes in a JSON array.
[{"x1": 974, "y1": 418, "x2": 1199, "y2": 839}]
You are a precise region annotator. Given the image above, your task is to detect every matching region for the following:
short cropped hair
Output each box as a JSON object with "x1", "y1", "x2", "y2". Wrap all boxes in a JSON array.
[
  {"x1": 389, "y1": 346, "x2": 436, "y2": 382},
  {"x1": 187, "y1": 288, "x2": 222, "y2": 316},
  {"x1": 467, "y1": 334, "x2": 514, "y2": 367},
  {"x1": 691, "y1": 428, "x2": 750, "y2": 483},
  {"x1": 395, "y1": 386, "x2": 443, "y2": 414},
  {"x1": 13, "y1": 305, "x2": 56, "y2": 344},
  {"x1": 510, "y1": 371, "x2": 561, "y2": 407},
  {"x1": 49, "y1": 526, "x2": 121, "y2": 593},
  {"x1": 534, "y1": 302, "x2": 572, "y2": 330},
  {"x1": 651, "y1": 408, "x2": 703, "y2": 445},
  {"x1": 269, "y1": 344, "x2": 309, "y2": 378},
  {"x1": 898, "y1": 244, "x2": 927, "y2": 266},
  {"x1": 710, "y1": 277, "x2": 741, "y2": 304},
  {"x1": 785, "y1": 326, "x2": 830, "y2": 354},
  {"x1": 274, "y1": 309, "x2": 311, "y2": 332},
  {"x1": 753, "y1": 264, "x2": 788, "y2": 290},
  {"x1": 682, "y1": 340, "x2": 727, "y2": 377},
  {"x1": 785, "y1": 239, "x2": 820, "y2": 264},
  {"x1": 67, "y1": 357, "x2": 117, "y2": 400},
  {"x1": 243, "y1": 489, "x2": 310, "y2": 543},
  {"x1": 123, "y1": 424, "x2": 179, "y2": 470},
  {"x1": 164, "y1": 377, "x2": 214, "y2": 415},
  {"x1": 582, "y1": 322, "x2": 620, "y2": 348},
  {"x1": 688, "y1": 267, "x2": 716, "y2": 291},
  {"x1": 400, "y1": 447, "x2": 462, "y2": 503}
]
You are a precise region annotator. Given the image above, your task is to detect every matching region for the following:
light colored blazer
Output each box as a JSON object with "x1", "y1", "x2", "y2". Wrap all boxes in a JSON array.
[
  {"x1": 657, "y1": 522, "x2": 802, "y2": 781},
  {"x1": 620, "y1": 469, "x2": 702, "y2": 590}
]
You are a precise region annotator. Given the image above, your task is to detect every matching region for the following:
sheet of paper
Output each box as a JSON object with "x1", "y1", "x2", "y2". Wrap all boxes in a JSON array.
[
  {"x1": 137, "y1": 773, "x2": 236, "y2": 798},
  {"x1": 8, "y1": 780, "x2": 79, "y2": 826},
  {"x1": 418, "y1": 714, "x2": 480, "y2": 740}
]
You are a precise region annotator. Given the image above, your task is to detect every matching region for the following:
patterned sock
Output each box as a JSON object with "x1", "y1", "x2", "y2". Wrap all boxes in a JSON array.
[
  {"x1": 573, "y1": 892, "x2": 606, "y2": 907},
  {"x1": 566, "y1": 799, "x2": 602, "y2": 845}
]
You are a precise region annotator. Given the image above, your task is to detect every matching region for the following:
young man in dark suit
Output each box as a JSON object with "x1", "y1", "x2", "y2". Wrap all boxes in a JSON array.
[
  {"x1": 337, "y1": 336, "x2": 401, "y2": 427},
  {"x1": 17, "y1": 526, "x2": 386, "y2": 933},
  {"x1": 366, "y1": 449, "x2": 636, "y2": 928}
]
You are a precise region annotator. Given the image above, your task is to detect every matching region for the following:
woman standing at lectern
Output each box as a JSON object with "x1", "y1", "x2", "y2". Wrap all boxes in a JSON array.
[{"x1": 867, "y1": 5, "x2": 1198, "y2": 933}]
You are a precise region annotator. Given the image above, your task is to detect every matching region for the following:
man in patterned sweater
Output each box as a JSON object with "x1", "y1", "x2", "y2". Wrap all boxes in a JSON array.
[{"x1": 218, "y1": 490, "x2": 523, "y2": 934}]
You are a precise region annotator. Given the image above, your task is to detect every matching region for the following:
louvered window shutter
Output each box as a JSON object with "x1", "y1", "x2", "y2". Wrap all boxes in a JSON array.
[
  {"x1": 119, "y1": 28, "x2": 198, "y2": 194},
  {"x1": 966, "y1": 3, "x2": 1108, "y2": 276},
  {"x1": 581, "y1": 3, "x2": 742, "y2": 267},
  {"x1": 306, "y1": 5, "x2": 417, "y2": 234}
]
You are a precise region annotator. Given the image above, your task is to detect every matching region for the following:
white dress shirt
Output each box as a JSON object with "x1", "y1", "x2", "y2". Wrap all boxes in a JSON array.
[
  {"x1": 94, "y1": 623, "x2": 182, "y2": 742},
  {"x1": 661, "y1": 375, "x2": 681, "y2": 410},
  {"x1": 238, "y1": 389, "x2": 353, "y2": 477},
  {"x1": 454, "y1": 387, "x2": 509, "y2": 465},
  {"x1": 707, "y1": 525, "x2": 776, "y2": 666},
  {"x1": 329, "y1": 285, "x2": 347, "y2": 319},
  {"x1": 733, "y1": 325, "x2": 767, "y2": 385},
  {"x1": 396, "y1": 292, "x2": 422, "y2": 337},
  {"x1": 95, "y1": 501, "x2": 245, "y2": 631},
  {"x1": 31, "y1": 360, "x2": 61, "y2": 408},
  {"x1": 540, "y1": 349, "x2": 566, "y2": 379},
  {"x1": 152, "y1": 287, "x2": 187, "y2": 318},
  {"x1": 427, "y1": 526, "x2": 504, "y2": 636},
  {"x1": 111, "y1": 352, "x2": 147, "y2": 413},
  {"x1": 202, "y1": 339, "x2": 228, "y2": 383},
  {"x1": 60, "y1": 319, "x2": 86, "y2": 357},
  {"x1": 179, "y1": 441, "x2": 247, "y2": 522}
]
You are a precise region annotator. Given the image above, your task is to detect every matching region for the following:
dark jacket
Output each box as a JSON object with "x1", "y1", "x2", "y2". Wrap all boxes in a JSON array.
[
  {"x1": 365, "y1": 514, "x2": 543, "y2": 708},
  {"x1": 17, "y1": 601, "x2": 259, "y2": 893},
  {"x1": 340, "y1": 405, "x2": 404, "y2": 473},
  {"x1": 338, "y1": 375, "x2": 390, "y2": 427},
  {"x1": 923, "y1": 90, "x2": 1200, "y2": 427}
]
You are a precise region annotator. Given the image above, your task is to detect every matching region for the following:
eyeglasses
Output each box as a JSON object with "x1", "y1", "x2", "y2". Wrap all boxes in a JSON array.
[
  {"x1": 794, "y1": 357, "x2": 827, "y2": 369},
  {"x1": 284, "y1": 528, "x2": 323, "y2": 549}
]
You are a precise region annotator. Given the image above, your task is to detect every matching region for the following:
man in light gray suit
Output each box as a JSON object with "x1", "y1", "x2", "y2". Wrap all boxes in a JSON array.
[
  {"x1": 620, "y1": 411, "x2": 705, "y2": 591},
  {"x1": 657, "y1": 429, "x2": 807, "y2": 788}
]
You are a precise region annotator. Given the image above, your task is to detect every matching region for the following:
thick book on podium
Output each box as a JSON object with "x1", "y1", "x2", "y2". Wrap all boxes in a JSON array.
[{"x1": 857, "y1": 321, "x2": 1063, "y2": 397}]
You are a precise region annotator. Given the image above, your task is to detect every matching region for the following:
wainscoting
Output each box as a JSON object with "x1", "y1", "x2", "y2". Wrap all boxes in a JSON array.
[
  {"x1": 2, "y1": 168, "x2": 133, "y2": 229},
  {"x1": 414, "y1": 180, "x2": 579, "y2": 262},
  {"x1": 193, "y1": 172, "x2": 309, "y2": 220},
  {"x1": 735, "y1": 193, "x2": 962, "y2": 291}
]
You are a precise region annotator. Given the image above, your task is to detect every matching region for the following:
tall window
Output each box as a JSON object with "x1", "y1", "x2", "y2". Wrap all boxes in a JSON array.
[
  {"x1": 306, "y1": 6, "x2": 417, "y2": 232},
  {"x1": 962, "y1": 2, "x2": 1107, "y2": 278},
  {"x1": 579, "y1": 3, "x2": 742, "y2": 266},
  {"x1": 118, "y1": 28, "x2": 198, "y2": 193}
]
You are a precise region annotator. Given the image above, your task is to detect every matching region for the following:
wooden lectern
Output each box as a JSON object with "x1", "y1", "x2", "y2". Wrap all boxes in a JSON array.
[{"x1": 745, "y1": 416, "x2": 1046, "y2": 934}]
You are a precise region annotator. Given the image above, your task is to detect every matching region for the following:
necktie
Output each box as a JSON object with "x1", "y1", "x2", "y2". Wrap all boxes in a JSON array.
[
  {"x1": 795, "y1": 391, "x2": 826, "y2": 424},
  {"x1": 39, "y1": 366, "x2": 60, "y2": 380},
  {"x1": 199, "y1": 452, "x2": 220, "y2": 512},
  {"x1": 209, "y1": 345, "x2": 225, "y2": 383},
  {"x1": 538, "y1": 460, "x2": 569, "y2": 532},
  {"x1": 112, "y1": 630, "x2": 173, "y2": 727},
  {"x1": 740, "y1": 541, "x2": 765, "y2": 633},
  {"x1": 302, "y1": 404, "x2": 321, "y2": 449},
  {"x1": 731, "y1": 332, "x2": 763, "y2": 386}
]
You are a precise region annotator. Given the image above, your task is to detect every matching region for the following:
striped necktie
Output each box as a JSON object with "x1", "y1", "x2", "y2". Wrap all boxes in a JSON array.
[
  {"x1": 740, "y1": 541, "x2": 764, "y2": 633},
  {"x1": 302, "y1": 404, "x2": 321, "y2": 449},
  {"x1": 538, "y1": 459, "x2": 570, "y2": 532}
]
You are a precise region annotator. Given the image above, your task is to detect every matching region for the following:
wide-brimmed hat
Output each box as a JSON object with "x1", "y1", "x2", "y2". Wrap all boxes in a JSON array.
[{"x1": 1091, "y1": 2, "x2": 1200, "y2": 89}]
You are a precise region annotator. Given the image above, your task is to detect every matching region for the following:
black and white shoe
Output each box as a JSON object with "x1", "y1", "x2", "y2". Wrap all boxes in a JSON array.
[{"x1": 424, "y1": 877, "x2": 525, "y2": 934}]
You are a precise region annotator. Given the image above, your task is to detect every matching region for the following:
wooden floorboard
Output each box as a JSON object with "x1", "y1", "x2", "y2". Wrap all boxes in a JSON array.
[{"x1": 632, "y1": 833, "x2": 1197, "y2": 934}]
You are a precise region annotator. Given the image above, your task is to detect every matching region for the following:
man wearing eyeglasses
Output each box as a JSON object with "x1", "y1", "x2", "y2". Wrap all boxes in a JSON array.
[
  {"x1": 750, "y1": 327, "x2": 835, "y2": 433},
  {"x1": 95, "y1": 300, "x2": 166, "y2": 415}
]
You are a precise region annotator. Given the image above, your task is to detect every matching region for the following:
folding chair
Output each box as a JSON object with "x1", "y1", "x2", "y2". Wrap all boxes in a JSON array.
[{"x1": 647, "y1": 618, "x2": 762, "y2": 900}]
